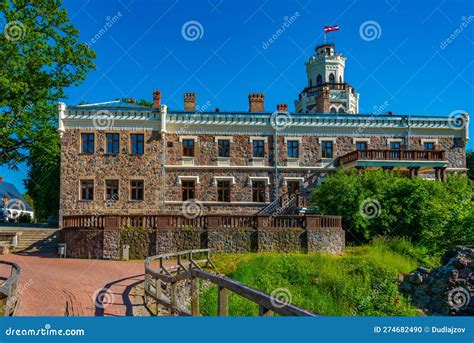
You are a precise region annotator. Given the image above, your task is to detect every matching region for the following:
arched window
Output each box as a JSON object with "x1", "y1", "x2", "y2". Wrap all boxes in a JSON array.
[
  {"x1": 338, "y1": 108, "x2": 345, "y2": 114},
  {"x1": 329, "y1": 73, "x2": 335, "y2": 85},
  {"x1": 330, "y1": 107, "x2": 337, "y2": 113},
  {"x1": 316, "y1": 74, "x2": 322, "y2": 85},
  {"x1": 339, "y1": 75, "x2": 342, "y2": 83},
  {"x1": 309, "y1": 79, "x2": 313, "y2": 87}
]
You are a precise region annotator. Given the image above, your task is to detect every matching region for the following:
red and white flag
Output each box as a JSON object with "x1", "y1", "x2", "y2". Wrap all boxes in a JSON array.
[{"x1": 324, "y1": 25, "x2": 339, "y2": 33}]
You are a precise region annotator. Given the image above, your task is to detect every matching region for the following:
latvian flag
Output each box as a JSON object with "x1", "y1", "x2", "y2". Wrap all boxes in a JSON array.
[{"x1": 324, "y1": 25, "x2": 339, "y2": 33}]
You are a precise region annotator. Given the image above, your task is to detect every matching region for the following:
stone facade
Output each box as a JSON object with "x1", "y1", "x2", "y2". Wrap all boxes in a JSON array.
[{"x1": 61, "y1": 226, "x2": 345, "y2": 258}]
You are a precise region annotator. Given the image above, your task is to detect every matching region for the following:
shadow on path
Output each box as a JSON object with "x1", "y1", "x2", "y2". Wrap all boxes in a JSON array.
[{"x1": 95, "y1": 274, "x2": 144, "y2": 316}]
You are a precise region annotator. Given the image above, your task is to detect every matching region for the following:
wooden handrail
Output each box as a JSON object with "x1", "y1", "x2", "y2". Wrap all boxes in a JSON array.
[
  {"x1": 338, "y1": 149, "x2": 446, "y2": 165},
  {"x1": 62, "y1": 214, "x2": 342, "y2": 231},
  {"x1": 144, "y1": 249, "x2": 317, "y2": 317},
  {"x1": 0, "y1": 261, "x2": 20, "y2": 316}
]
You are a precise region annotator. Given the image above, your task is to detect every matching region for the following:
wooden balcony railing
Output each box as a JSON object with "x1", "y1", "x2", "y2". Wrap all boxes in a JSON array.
[
  {"x1": 338, "y1": 149, "x2": 446, "y2": 165},
  {"x1": 62, "y1": 214, "x2": 342, "y2": 231}
]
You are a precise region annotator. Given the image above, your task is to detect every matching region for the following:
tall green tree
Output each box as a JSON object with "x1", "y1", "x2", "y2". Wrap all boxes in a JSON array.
[
  {"x1": 467, "y1": 150, "x2": 474, "y2": 180},
  {"x1": 0, "y1": 0, "x2": 95, "y2": 166}
]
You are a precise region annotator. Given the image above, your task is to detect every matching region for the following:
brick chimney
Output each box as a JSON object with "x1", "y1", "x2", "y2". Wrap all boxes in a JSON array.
[
  {"x1": 276, "y1": 104, "x2": 288, "y2": 112},
  {"x1": 184, "y1": 92, "x2": 196, "y2": 112},
  {"x1": 249, "y1": 93, "x2": 265, "y2": 112},
  {"x1": 153, "y1": 90, "x2": 162, "y2": 110}
]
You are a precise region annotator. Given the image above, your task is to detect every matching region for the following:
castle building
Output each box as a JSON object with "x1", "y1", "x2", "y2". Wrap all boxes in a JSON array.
[{"x1": 58, "y1": 44, "x2": 469, "y2": 222}]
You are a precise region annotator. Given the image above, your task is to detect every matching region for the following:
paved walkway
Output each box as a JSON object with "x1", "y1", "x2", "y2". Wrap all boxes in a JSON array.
[{"x1": 0, "y1": 253, "x2": 149, "y2": 316}]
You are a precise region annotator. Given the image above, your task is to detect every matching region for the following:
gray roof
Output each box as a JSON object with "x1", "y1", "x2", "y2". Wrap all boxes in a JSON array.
[{"x1": 0, "y1": 181, "x2": 34, "y2": 212}]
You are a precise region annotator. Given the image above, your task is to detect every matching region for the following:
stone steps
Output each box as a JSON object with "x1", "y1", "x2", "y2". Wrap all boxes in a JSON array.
[{"x1": 0, "y1": 229, "x2": 59, "y2": 253}]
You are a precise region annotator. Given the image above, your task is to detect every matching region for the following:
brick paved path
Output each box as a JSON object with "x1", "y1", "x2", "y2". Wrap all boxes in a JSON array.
[{"x1": 0, "y1": 253, "x2": 147, "y2": 316}]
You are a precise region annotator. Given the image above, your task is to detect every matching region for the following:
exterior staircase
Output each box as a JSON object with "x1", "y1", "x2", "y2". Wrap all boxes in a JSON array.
[{"x1": 0, "y1": 228, "x2": 59, "y2": 253}]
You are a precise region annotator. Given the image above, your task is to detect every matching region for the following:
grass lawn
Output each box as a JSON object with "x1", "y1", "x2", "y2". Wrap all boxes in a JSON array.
[{"x1": 200, "y1": 238, "x2": 428, "y2": 316}]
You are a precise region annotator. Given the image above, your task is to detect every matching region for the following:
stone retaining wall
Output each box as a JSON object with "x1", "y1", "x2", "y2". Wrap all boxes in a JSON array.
[{"x1": 61, "y1": 226, "x2": 345, "y2": 259}]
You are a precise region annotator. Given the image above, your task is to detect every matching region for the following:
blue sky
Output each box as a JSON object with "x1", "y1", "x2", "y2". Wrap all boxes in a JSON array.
[{"x1": 2, "y1": 0, "x2": 473, "y2": 193}]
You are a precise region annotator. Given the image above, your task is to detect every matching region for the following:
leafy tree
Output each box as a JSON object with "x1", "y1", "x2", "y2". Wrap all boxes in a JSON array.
[
  {"x1": 311, "y1": 170, "x2": 474, "y2": 255},
  {"x1": 467, "y1": 150, "x2": 474, "y2": 180},
  {"x1": 0, "y1": 0, "x2": 95, "y2": 167}
]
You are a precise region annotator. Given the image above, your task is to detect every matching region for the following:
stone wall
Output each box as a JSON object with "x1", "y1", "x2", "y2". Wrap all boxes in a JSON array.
[
  {"x1": 60, "y1": 226, "x2": 345, "y2": 259},
  {"x1": 258, "y1": 228, "x2": 306, "y2": 253}
]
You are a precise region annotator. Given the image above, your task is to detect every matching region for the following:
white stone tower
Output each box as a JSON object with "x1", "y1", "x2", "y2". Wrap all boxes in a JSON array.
[{"x1": 294, "y1": 43, "x2": 359, "y2": 114}]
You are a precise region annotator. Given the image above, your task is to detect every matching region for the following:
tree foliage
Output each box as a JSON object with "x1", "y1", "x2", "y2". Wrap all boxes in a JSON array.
[
  {"x1": 0, "y1": 0, "x2": 95, "y2": 166},
  {"x1": 310, "y1": 170, "x2": 474, "y2": 255}
]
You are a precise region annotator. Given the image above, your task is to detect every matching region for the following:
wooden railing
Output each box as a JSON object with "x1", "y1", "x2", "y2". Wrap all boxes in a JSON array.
[
  {"x1": 338, "y1": 149, "x2": 446, "y2": 165},
  {"x1": 144, "y1": 249, "x2": 316, "y2": 316},
  {"x1": 0, "y1": 261, "x2": 20, "y2": 316},
  {"x1": 62, "y1": 214, "x2": 342, "y2": 231}
]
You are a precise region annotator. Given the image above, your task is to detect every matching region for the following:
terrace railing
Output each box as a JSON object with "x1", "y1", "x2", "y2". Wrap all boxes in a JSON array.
[
  {"x1": 338, "y1": 149, "x2": 446, "y2": 165},
  {"x1": 144, "y1": 249, "x2": 317, "y2": 316},
  {"x1": 0, "y1": 261, "x2": 21, "y2": 316},
  {"x1": 62, "y1": 214, "x2": 342, "y2": 231}
]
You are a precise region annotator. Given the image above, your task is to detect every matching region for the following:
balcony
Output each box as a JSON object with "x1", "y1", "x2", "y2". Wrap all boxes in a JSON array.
[
  {"x1": 337, "y1": 149, "x2": 448, "y2": 180},
  {"x1": 301, "y1": 82, "x2": 354, "y2": 96}
]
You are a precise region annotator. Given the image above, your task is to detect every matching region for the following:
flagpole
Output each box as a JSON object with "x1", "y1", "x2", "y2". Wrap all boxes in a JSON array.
[{"x1": 323, "y1": 29, "x2": 326, "y2": 44}]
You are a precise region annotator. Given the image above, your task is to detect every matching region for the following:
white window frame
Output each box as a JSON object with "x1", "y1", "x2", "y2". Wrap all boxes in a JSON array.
[
  {"x1": 248, "y1": 176, "x2": 270, "y2": 187},
  {"x1": 420, "y1": 139, "x2": 438, "y2": 145},
  {"x1": 177, "y1": 176, "x2": 200, "y2": 185},
  {"x1": 283, "y1": 177, "x2": 304, "y2": 186},
  {"x1": 215, "y1": 136, "x2": 234, "y2": 142},
  {"x1": 317, "y1": 137, "x2": 337, "y2": 144},
  {"x1": 179, "y1": 135, "x2": 198, "y2": 142},
  {"x1": 352, "y1": 138, "x2": 371, "y2": 144},
  {"x1": 213, "y1": 176, "x2": 236, "y2": 186}
]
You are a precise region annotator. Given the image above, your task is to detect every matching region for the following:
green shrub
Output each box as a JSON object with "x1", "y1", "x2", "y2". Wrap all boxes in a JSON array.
[{"x1": 310, "y1": 170, "x2": 473, "y2": 256}]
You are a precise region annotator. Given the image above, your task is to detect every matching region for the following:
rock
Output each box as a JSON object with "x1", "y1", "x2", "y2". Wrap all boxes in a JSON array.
[{"x1": 401, "y1": 245, "x2": 473, "y2": 316}]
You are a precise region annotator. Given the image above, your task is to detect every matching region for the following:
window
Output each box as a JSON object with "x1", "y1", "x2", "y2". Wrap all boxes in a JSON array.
[
  {"x1": 339, "y1": 76, "x2": 343, "y2": 83},
  {"x1": 321, "y1": 141, "x2": 333, "y2": 158},
  {"x1": 338, "y1": 108, "x2": 345, "y2": 114},
  {"x1": 316, "y1": 74, "x2": 322, "y2": 85},
  {"x1": 423, "y1": 142, "x2": 435, "y2": 150},
  {"x1": 131, "y1": 134, "x2": 144, "y2": 155},
  {"x1": 80, "y1": 180, "x2": 94, "y2": 201},
  {"x1": 287, "y1": 181, "x2": 300, "y2": 197},
  {"x1": 252, "y1": 181, "x2": 266, "y2": 203},
  {"x1": 81, "y1": 133, "x2": 94, "y2": 154},
  {"x1": 217, "y1": 181, "x2": 231, "y2": 202},
  {"x1": 218, "y1": 140, "x2": 230, "y2": 158},
  {"x1": 253, "y1": 140, "x2": 265, "y2": 158},
  {"x1": 330, "y1": 107, "x2": 337, "y2": 114},
  {"x1": 106, "y1": 133, "x2": 120, "y2": 154},
  {"x1": 182, "y1": 180, "x2": 195, "y2": 201},
  {"x1": 182, "y1": 139, "x2": 195, "y2": 157},
  {"x1": 287, "y1": 141, "x2": 299, "y2": 158},
  {"x1": 309, "y1": 79, "x2": 313, "y2": 87},
  {"x1": 325, "y1": 48, "x2": 331, "y2": 54},
  {"x1": 390, "y1": 142, "x2": 401, "y2": 159},
  {"x1": 105, "y1": 180, "x2": 119, "y2": 201},
  {"x1": 130, "y1": 180, "x2": 144, "y2": 201},
  {"x1": 329, "y1": 73, "x2": 335, "y2": 84},
  {"x1": 356, "y1": 142, "x2": 367, "y2": 151}
]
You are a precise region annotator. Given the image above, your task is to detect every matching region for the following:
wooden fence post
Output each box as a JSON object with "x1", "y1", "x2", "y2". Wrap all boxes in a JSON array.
[
  {"x1": 170, "y1": 282, "x2": 178, "y2": 315},
  {"x1": 191, "y1": 277, "x2": 200, "y2": 316},
  {"x1": 217, "y1": 286, "x2": 228, "y2": 316},
  {"x1": 155, "y1": 278, "x2": 162, "y2": 316},
  {"x1": 259, "y1": 305, "x2": 273, "y2": 316}
]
